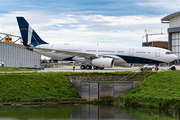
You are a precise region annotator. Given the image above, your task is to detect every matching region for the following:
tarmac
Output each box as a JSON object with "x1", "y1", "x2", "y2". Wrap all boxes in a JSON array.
[{"x1": 39, "y1": 65, "x2": 180, "y2": 72}]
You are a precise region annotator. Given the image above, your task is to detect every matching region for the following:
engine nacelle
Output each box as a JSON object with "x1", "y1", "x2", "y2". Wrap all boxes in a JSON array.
[
  {"x1": 92, "y1": 58, "x2": 114, "y2": 68},
  {"x1": 72, "y1": 56, "x2": 86, "y2": 62}
]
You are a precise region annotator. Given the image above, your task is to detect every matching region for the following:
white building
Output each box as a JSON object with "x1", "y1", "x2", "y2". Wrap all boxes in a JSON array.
[{"x1": 162, "y1": 11, "x2": 180, "y2": 63}]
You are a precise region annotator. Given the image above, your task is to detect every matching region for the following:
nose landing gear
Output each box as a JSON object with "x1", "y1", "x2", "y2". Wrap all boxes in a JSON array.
[{"x1": 170, "y1": 65, "x2": 176, "y2": 71}]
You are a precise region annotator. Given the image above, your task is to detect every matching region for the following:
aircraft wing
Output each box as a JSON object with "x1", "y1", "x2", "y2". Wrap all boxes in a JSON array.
[
  {"x1": 5, "y1": 43, "x2": 119, "y2": 59},
  {"x1": 33, "y1": 47, "x2": 99, "y2": 58},
  {"x1": 33, "y1": 47, "x2": 119, "y2": 59}
]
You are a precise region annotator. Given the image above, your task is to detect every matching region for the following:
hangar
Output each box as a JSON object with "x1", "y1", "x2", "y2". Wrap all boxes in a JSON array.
[
  {"x1": 161, "y1": 11, "x2": 180, "y2": 63},
  {"x1": 0, "y1": 34, "x2": 41, "y2": 68}
]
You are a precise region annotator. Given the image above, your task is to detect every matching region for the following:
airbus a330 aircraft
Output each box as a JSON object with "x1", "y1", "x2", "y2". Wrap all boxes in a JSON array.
[{"x1": 16, "y1": 17, "x2": 177, "y2": 70}]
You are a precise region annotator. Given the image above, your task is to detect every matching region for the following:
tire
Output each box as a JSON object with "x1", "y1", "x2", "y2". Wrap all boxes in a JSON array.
[
  {"x1": 80, "y1": 65, "x2": 86, "y2": 69},
  {"x1": 87, "y1": 65, "x2": 92, "y2": 70},
  {"x1": 171, "y1": 66, "x2": 176, "y2": 71},
  {"x1": 99, "y1": 67, "x2": 104, "y2": 70},
  {"x1": 89, "y1": 65, "x2": 92, "y2": 69},
  {"x1": 155, "y1": 67, "x2": 159, "y2": 71},
  {"x1": 93, "y1": 66, "x2": 99, "y2": 70}
]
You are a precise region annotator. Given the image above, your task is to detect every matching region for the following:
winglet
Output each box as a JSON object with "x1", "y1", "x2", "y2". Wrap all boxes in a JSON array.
[{"x1": 16, "y1": 17, "x2": 48, "y2": 47}]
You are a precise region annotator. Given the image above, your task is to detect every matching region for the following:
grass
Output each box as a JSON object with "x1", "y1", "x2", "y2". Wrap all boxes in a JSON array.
[
  {"x1": 87, "y1": 97, "x2": 114, "y2": 105},
  {"x1": 0, "y1": 67, "x2": 37, "y2": 72},
  {"x1": 118, "y1": 71, "x2": 180, "y2": 109},
  {"x1": 0, "y1": 72, "x2": 82, "y2": 103},
  {"x1": 0, "y1": 69, "x2": 169, "y2": 105},
  {"x1": 0, "y1": 70, "x2": 136, "y2": 104}
]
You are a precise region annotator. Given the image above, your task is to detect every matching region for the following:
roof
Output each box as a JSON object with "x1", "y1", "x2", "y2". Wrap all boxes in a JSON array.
[
  {"x1": 142, "y1": 41, "x2": 168, "y2": 43},
  {"x1": 161, "y1": 11, "x2": 180, "y2": 21}
]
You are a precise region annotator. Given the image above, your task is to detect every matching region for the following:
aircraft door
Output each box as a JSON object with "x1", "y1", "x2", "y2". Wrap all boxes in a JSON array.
[
  {"x1": 129, "y1": 48, "x2": 134, "y2": 56},
  {"x1": 78, "y1": 48, "x2": 81, "y2": 52},
  {"x1": 155, "y1": 49, "x2": 160, "y2": 57}
]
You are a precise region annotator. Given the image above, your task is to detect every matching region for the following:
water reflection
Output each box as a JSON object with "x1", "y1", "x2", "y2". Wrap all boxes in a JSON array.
[
  {"x1": 70, "y1": 105, "x2": 135, "y2": 119},
  {"x1": 0, "y1": 104, "x2": 176, "y2": 120}
]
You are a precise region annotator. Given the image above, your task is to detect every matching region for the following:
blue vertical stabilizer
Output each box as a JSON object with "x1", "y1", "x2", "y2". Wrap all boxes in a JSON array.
[{"x1": 17, "y1": 17, "x2": 48, "y2": 47}]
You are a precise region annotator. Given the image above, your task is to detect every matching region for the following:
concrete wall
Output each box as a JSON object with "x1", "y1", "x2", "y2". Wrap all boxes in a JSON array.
[
  {"x1": 81, "y1": 81, "x2": 90, "y2": 100},
  {"x1": 0, "y1": 42, "x2": 41, "y2": 68},
  {"x1": 114, "y1": 82, "x2": 133, "y2": 97},
  {"x1": 72, "y1": 80, "x2": 141, "y2": 100},
  {"x1": 99, "y1": 82, "x2": 114, "y2": 99},
  {"x1": 90, "y1": 82, "x2": 98, "y2": 100}
]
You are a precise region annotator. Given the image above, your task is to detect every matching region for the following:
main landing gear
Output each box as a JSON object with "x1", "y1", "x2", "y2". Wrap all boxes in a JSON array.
[
  {"x1": 80, "y1": 65, "x2": 104, "y2": 70},
  {"x1": 80, "y1": 65, "x2": 92, "y2": 70}
]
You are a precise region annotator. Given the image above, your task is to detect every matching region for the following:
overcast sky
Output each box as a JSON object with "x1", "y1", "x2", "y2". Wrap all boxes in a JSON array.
[{"x1": 0, "y1": 0, "x2": 179, "y2": 46}]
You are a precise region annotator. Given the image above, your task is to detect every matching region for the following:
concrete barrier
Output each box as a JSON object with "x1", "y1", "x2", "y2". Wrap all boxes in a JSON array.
[
  {"x1": 99, "y1": 82, "x2": 114, "y2": 99},
  {"x1": 90, "y1": 82, "x2": 98, "y2": 100},
  {"x1": 71, "y1": 80, "x2": 81, "y2": 95},
  {"x1": 114, "y1": 82, "x2": 133, "y2": 97},
  {"x1": 72, "y1": 80, "x2": 141, "y2": 100},
  {"x1": 81, "y1": 81, "x2": 90, "y2": 99}
]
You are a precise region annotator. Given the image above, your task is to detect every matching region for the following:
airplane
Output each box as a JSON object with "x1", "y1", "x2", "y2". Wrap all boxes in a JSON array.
[{"x1": 16, "y1": 17, "x2": 177, "y2": 71}]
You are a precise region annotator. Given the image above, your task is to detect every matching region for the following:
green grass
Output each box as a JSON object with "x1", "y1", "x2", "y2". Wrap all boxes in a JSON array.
[
  {"x1": 0, "y1": 72, "x2": 82, "y2": 103},
  {"x1": 0, "y1": 67, "x2": 36, "y2": 72},
  {"x1": 119, "y1": 71, "x2": 180, "y2": 109},
  {"x1": 87, "y1": 97, "x2": 114, "y2": 105},
  {"x1": 0, "y1": 71, "x2": 135, "y2": 104}
]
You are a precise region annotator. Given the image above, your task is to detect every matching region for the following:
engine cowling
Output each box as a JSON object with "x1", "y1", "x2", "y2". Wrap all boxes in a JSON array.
[
  {"x1": 91, "y1": 58, "x2": 114, "y2": 68},
  {"x1": 72, "y1": 56, "x2": 86, "y2": 62}
]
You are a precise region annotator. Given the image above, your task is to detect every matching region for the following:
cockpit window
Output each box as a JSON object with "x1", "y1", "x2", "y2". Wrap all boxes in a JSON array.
[{"x1": 166, "y1": 51, "x2": 173, "y2": 54}]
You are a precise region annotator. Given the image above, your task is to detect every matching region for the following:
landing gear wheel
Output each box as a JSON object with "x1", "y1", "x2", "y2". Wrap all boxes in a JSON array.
[
  {"x1": 171, "y1": 66, "x2": 176, "y2": 71},
  {"x1": 155, "y1": 67, "x2": 159, "y2": 71},
  {"x1": 99, "y1": 67, "x2": 104, "y2": 70},
  {"x1": 80, "y1": 65, "x2": 86, "y2": 69},
  {"x1": 93, "y1": 66, "x2": 99, "y2": 70},
  {"x1": 86, "y1": 65, "x2": 92, "y2": 70}
]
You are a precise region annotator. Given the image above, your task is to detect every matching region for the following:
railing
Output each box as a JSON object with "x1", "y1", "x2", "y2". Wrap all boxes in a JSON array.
[{"x1": 119, "y1": 67, "x2": 141, "y2": 81}]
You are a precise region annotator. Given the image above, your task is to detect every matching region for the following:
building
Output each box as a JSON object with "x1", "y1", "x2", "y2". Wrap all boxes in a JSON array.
[
  {"x1": 161, "y1": 11, "x2": 180, "y2": 62},
  {"x1": 142, "y1": 41, "x2": 168, "y2": 49},
  {"x1": 0, "y1": 42, "x2": 41, "y2": 68}
]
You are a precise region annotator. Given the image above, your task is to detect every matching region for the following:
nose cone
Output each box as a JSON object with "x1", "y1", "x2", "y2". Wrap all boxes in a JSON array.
[
  {"x1": 169, "y1": 54, "x2": 178, "y2": 62},
  {"x1": 173, "y1": 54, "x2": 178, "y2": 60}
]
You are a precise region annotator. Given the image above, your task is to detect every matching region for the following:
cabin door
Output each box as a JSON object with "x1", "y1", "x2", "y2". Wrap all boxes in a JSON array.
[
  {"x1": 129, "y1": 48, "x2": 134, "y2": 56},
  {"x1": 155, "y1": 49, "x2": 160, "y2": 57},
  {"x1": 78, "y1": 48, "x2": 81, "y2": 52}
]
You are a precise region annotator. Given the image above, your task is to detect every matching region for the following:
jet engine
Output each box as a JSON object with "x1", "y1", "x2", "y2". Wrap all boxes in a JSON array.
[
  {"x1": 72, "y1": 56, "x2": 86, "y2": 62},
  {"x1": 91, "y1": 58, "x2": 114, "y2": 68}
]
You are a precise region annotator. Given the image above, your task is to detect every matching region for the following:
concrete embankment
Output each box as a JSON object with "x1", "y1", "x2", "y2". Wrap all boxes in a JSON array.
[
  {"x1": 71, "y1": 80, "x2": 141, "y2": 100},
  {"x1": 0, "y1": 71, "x2": 146, "y2": 104}
]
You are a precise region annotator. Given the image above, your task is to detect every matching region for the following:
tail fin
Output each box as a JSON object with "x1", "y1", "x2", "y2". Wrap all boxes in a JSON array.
[{"x1": 16, "y1": 17, "x2": 48, "y2": 47}]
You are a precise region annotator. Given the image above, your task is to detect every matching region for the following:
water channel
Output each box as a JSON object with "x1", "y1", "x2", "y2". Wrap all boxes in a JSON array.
[{"x1": 0, "y1": 104, "x2": 178, "y2": 120}]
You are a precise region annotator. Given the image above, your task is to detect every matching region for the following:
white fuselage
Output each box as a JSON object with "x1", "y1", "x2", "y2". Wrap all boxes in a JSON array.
[{"x1": 33, "y1": 44, "x2": 177, "y2": 66}]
